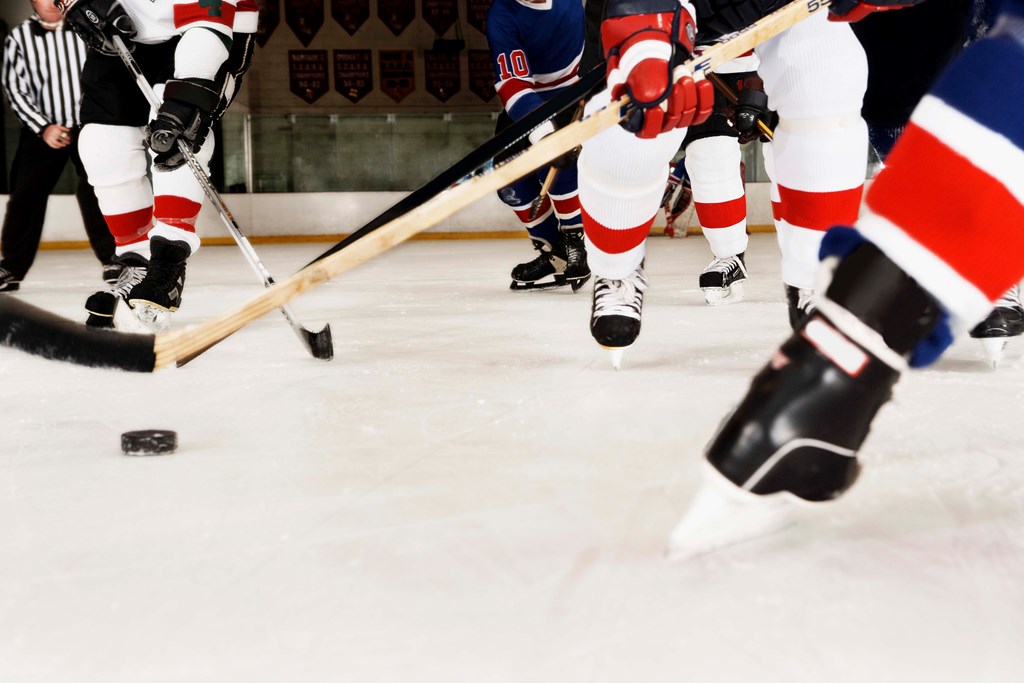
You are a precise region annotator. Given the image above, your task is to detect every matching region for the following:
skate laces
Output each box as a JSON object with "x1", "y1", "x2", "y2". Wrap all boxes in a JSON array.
[
  {"x1": 594, "y1": 267, "x2": 648, "y2": 319},
  {"x1": 704, "y1": 255, "x2": 746, "y2": 276},
  {"x1": 795, "y1": 288, "x2": 815, "y2": 311},
  {"x1": 110, "y1": 263, "x2": 147, "y2": 298},
  {"x1": 0, "y1": 266, "x2": 14, "y2": 281}
]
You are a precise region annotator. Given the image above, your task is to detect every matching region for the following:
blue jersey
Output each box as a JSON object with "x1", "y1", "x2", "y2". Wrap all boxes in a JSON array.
[{"x1": 486, "y1": 0, "x2": 585, "y2": 120}]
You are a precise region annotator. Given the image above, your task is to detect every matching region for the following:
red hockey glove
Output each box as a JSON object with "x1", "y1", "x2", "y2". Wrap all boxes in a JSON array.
[
  {"x1": 55, "y1": 0, "x2": 137, "y2": 55},
  {"x1": 602, "y1": 0, "x2": 714, "y2": 139},
  {"x1": 829, "y1": 0, "x2": 926, "y2": 23}
]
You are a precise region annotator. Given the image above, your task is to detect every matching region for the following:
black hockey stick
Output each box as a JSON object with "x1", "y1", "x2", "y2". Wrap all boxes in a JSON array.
[
  {"x1": 112, "y1": 36, "x2": 334, "y2": 361},
  {"x1": 300, "y1": 62, "x2": 607, "y2": 269}
]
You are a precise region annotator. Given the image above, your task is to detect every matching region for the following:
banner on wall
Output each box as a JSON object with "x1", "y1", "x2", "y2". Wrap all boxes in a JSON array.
[
  {"x1": 286, "y1": 0, "x2": 325, "y2": 46},
  {"x1": 378, "y1": 0, "x2": 416, "y2": 36},
  {"x1": 468, "y1": 49, "x2": 496, "y2": 102},
  {"x1": 422, "y1": 0, "x2": 458, "y2": 35},
  {"x1": 334, "y1": 49, "x2": 373, "y2": 103},
  {"x1": 331, "y1": 0, "x2": 369, "y2": 35},
  {"x1": 424, "y1": 50, "x2": 460, "y2": 103},
  {"x1": 466, "y1": 0, "x2": 489, "y2": 34},
  {"x1": 379, "y1": 49, "x2": 416, "y2": 102},
  {"x1": 289, "y1": 50, "x2": 330, "y2": 104},
  {"x1": 254, "y1": 0, "x2": 280, "y2": 47}
]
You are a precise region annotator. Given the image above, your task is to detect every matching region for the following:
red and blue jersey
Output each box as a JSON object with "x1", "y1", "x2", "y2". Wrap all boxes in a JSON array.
[{"x1": 486, "y1": 0, "x2": 585, "y2": 120}]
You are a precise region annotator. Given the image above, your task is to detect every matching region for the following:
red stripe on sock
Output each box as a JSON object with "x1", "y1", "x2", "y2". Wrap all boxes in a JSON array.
[
  {"x1": 552, "y1": 195, "x2": 580, "y2": 216},
  {"x1": 582, "y1": 207, "x2": 653, "y2": 254},
  {"x1": 772, "y1": 200, "x2": 783, "y2": 222},
  {"x1": 104, "y1": 207, "x2": 152, "y2": 246},
  {"x1": 867, "y1": 123, "x2": 1024, "y2": 301},
  {"x1": 155, "y1": 196, "x2": 203, "y2": 232},
  {"x1": 778, "y1": 185, "x2": 863, "y2": 231},
  {"x1": 694, "y1": 196, "x2": 746, "y2": 229}
]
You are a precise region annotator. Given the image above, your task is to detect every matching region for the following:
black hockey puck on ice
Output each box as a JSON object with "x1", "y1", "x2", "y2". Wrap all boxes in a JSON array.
[{"x1": 121, "y1": 430, "x2": 177, "y2": 456}]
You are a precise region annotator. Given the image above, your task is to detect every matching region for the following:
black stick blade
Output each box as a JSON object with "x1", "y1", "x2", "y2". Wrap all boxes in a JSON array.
[
  {"x1": 0, "y1": 296, "x2": 156, "y2": 372},
  {"x1": 305, "y1": 323, "x2": 333, "y2": 361}
]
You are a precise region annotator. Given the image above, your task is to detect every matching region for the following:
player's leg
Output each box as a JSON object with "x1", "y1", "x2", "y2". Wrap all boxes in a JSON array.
[
  {"x1": 500, "y1": 171, "x2": 569, "y2": 291},
  {"x1": 0, "y1": 128, "x2": 72, "y2": 289},
  {"x1": 669, "y1": 11, "x2": 1024, "y2": 558},
  {"x1": 756, "y1": 11, "x2": 869, "y2": 327},
  {"x1": 77, "y1": 123, "x2": 153, "y2": 327},
  {"x1": 127, "y1": 129, "x2": 212, "y2": 326},
  {"x1": 69, "y1": 140, "x2": 118, "y2": 282},
  {"x1": 685, "y1": 134, "x2": 748, "y2": 304},
  {"x1": 547, "y1": 165, "x2": 590, "y2": 291},
  {"x1": 578, "y1": 88, "x2": 686, "y2": 355}
]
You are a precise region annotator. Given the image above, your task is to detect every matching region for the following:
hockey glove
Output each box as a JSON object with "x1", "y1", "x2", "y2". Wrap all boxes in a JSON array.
[
  {"x1": 602, "y1": 0, "x2": 714, "y2": 139},
  {"x1": 147, "y1": 79, "x2": 221, "y2": 172},
  {"x1": 55, "y1": 0, "x2": 136, "y2": 56},
  {"x1": 730, "y1": 74, "x2": 778, "y2": 144},
  {"x1": 527, "y1": 102, "x2": 584, "y2": 170},
  {"x1": 829, "y1": 0, "x2": 926, "y2": 23}
]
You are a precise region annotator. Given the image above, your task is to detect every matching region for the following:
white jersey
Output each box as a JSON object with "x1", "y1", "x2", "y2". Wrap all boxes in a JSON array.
[{"x1": 122, "y1": 0, "x2": 255, "y2": 45}]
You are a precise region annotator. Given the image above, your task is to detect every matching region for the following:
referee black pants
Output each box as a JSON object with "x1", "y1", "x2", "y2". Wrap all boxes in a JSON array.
[{"x1": 0, "y1": 126, "x2": 114, "y2": 280}]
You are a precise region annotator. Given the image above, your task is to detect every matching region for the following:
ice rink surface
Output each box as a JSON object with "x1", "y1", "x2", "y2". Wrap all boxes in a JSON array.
[{"x1": 2, "y1": 234, "x2": 1023, "y2": 682}]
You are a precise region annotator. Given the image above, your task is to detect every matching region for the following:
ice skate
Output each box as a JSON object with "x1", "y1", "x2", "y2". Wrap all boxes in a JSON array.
[
  {"x1": 0, "y1": 266, "x2": 21, "y2": 293},
  {"x1": 101, "y1": 262, "x2": 125, "y2": 285},
  {"x1": 590, "y1": 262, "x2": 648, "y2": 369},
  {"x1": 669, "y1": 243, "x2": 942, "y2": 558},
  {"x1": 699, "y1": 253, "x2": 747, "y2": 305},
  {"x1": 561, "y1": 228, "x2": 591, "y2": 292},
  {"x1": 969, "y1": 286, "x2": 1023, "y2": 368},
  {"x1": 785, "y1": 284, "x2": 815, "y2": 329},
  {"x1": 127, "y1": 236, "x2": 190, "y2": 332},
  {"x1": 667, "y1": 463, "x2": 798, "y2": 561},
  {"x1": 84, "y1": 253, "x2": 148, "y2": 329},
  {"x1": 510, "y1": 239, "x2": 568, "y2": 291}
]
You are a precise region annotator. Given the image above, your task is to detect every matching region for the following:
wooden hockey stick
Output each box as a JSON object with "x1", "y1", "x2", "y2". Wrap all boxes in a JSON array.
[
  {"x1": 111, "y1": 36, "x2": 334, "y2": 361},
  {"x1": 0, "y1": 0, "x2": 829, "y2": 372},
  {"x1": 527, "y1": 102, "x2": 586, "y2": 221}
]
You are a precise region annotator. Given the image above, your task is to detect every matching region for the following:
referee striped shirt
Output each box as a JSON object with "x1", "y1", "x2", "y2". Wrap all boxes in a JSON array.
[{"x1": 2, "y1": 17, "x2": 87, "y2": 135}]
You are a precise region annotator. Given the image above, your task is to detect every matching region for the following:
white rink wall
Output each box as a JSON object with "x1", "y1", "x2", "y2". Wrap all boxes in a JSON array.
[{"x1": 0, "y1": 183, "x2": 778, "y2": 243}]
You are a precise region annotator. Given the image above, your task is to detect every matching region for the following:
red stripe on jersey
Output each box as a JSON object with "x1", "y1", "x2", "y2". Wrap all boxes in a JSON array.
[
  {"x1": 694, "y1": 196, "x2": 746, "y2": 229},
  {"x1": 174, "y1": 2, "x2": 236, "y2": 30},
  {"x1": 237, "y1": 0, "x2": 258, "y2": 10},
  {"x1": 536, "y1": 65, "x2": 579, "y2": 90},
  {"x1": 583, "y1": 207, "x2": 652, "y2": 254},
  {"x1": 104, "y1": 207, "x2": 153, "y2": 245},
  {"x1": 867, "y1": 123, "x2": 1024, "y2": 301},
  {"x1": 777, "y1": 185, "x2": 863, "y2": 231},
  {"x1": 155, "y1": 196, "x2": 203, "y2": 232},
  {"x1": 496, "y1": 78, "x2": 533, "y2": 108}
]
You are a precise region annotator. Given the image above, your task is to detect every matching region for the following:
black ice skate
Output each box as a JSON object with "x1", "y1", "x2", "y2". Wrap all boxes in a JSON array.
[
  {"x1": 0, "y1": 266, "x2": 21, "y2": 292},
  {"x1": 785, "y1": 284, "x2": 816, "y2": 329},
  {"x1": 699, "y1": 253, "x2": 747, "y2": 305},
  {"x1": 85, "y1": 253, "x2": 148, "y2": 329},
  {"x1": 127, "y1": 236, "x2": 190, "y2": 332},
  {"x1": 669, "y1": 243, "x2": 941, "y2": 560},
  {"x1": 590, "y1": 261, "x2": 648, "y2": 369},
  {"x1": 561, "y1": 228, "x2": 590, "y2": 292},
  {"x1": 510, "y1": 239, "x2": 568, "y2": 291},
  {"x1": 969, "y1": 285, "x2": 1023, "y2": 368},
  {"x1": 102, "y1": 262, "x2": 125, "y2": 285}
]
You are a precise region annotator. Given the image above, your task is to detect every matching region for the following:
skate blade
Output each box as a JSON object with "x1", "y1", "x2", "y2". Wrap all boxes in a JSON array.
[
  {"x1": 128, "y1": 302, "x2": 173, "y2": 333},
  {"x1": 510, "y1": 276, "x2": 568, "y2": 291},
  {"x1": 567, "y1": 274, "x2": 592, "y2": 292},
  {"x1": 667, "y1": 465, "x2": 797, "y2": 562},
  {"x1": 702, "y1": 281, "x2": 745, "y2": 306},
  {"x1": 980, "y1": 337, "x2": 1008, "y2": 369}
]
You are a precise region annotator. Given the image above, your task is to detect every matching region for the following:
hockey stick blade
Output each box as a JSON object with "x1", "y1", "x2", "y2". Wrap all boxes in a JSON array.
[{"x1": 0, "y1": 296, "x2": 157, "y2": 372}]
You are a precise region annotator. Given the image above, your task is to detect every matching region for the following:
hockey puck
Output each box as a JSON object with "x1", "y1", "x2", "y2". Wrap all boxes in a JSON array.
[{"x1": 121, "y1": 430, "x2": 177, "y2": 456}]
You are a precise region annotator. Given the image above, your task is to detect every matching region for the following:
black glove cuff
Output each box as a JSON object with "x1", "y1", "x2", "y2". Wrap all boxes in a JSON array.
[{"x1": 164, "y1": 79, "x2": 221, "y2": 114}]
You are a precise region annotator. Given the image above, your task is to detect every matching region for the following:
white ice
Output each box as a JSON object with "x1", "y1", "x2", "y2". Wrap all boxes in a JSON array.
[{"x1": 2, "y1": 234, "x2": 1024, "y2": 682}]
